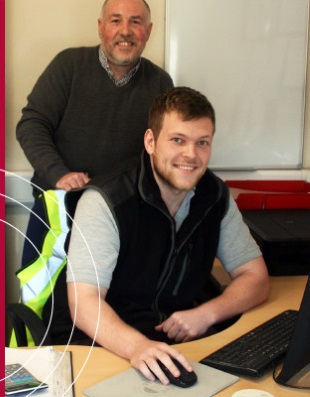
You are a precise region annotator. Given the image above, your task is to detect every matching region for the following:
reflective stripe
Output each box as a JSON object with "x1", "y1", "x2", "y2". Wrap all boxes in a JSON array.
[
  {"x1": 21, "y1": 255, "x2": 65, "y2": 303},
  {"x1": 17, "y1": 190, "x2": 68, "y2": 304},
  {"x1": 22, "y1": 258, "x2": 67, "y2": 319}
]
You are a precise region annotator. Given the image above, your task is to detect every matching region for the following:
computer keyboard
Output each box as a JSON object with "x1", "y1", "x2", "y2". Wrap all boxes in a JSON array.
[{"x1": 200, "y1": 309, "x2": 299, "y2": 378}]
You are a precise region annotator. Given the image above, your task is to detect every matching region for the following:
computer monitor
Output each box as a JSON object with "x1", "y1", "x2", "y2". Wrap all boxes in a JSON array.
[{"x1": 275, "y1": 273, "x2": 310, "y2": 388}]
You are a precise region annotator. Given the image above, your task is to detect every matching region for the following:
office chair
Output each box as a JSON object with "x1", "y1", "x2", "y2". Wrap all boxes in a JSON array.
[{"x1": 6, "y1": 302, "x2": 52, "y2": 347}]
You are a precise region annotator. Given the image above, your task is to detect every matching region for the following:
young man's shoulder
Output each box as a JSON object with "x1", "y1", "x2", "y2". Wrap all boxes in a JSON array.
[
  {"x1": 201, "y1": 169, "x2": 228, "y2": 192},
  {"x1": 80, "y1": 155, "x2": 139, "y2": 197}
]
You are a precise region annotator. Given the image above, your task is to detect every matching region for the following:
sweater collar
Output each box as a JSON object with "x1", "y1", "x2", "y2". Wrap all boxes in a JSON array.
[{"x1": 98, "y1": 46, "x2": 141, "y2": 87}]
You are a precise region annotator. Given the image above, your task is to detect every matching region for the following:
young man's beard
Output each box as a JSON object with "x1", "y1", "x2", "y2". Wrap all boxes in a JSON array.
[{"x1": 152, "y1": 156, "x2": 203, "y2": 193}]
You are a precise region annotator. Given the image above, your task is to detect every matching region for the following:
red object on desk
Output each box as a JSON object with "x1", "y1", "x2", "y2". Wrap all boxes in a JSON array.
[{"x1": 225, "y1": 180, "x2": 310, "y2": 210}]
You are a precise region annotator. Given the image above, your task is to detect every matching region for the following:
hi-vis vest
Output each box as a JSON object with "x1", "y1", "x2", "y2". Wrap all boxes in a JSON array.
[{"x1": 10, "y1": 189, "x2": 69, "y2": 346}]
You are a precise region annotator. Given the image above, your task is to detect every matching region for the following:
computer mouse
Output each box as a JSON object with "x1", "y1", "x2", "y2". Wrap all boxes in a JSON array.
[{"x1": 157, "y1": 358, "x2": 198, "y2": 388}]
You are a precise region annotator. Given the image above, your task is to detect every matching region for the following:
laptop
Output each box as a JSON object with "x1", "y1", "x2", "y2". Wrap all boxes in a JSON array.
[{"x1": 275, "y1": 273, "x2": 310, "y2": 388}]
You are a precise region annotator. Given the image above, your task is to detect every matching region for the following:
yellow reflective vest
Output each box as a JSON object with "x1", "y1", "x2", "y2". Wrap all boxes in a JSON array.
[{"x1": 10, "y1": 189, "x2": 68, "y2": 346}]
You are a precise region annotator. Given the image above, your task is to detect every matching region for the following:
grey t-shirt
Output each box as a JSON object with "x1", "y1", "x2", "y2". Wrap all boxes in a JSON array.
[{"x1": 67, "y1": 189, "x2": 261, "y2": 288}]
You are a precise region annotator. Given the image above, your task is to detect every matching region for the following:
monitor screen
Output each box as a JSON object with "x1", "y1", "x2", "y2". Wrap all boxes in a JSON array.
[{"x1": 275, "y1": 274, "x2": 310, "y2": 388}]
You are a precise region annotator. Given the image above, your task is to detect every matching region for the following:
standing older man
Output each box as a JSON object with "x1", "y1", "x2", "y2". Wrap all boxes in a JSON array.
[
  {"x1": 16, "y1": 0, "x2": 173, "y2": 196},
  {"x1": 13, "y1": 0, "x2": 173, "y2": 347}
]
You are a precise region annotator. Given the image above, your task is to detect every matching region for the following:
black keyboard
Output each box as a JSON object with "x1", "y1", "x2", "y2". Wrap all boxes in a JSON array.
[{"x1": 200, "y1": 309, "x2": 299, "y2": 378}]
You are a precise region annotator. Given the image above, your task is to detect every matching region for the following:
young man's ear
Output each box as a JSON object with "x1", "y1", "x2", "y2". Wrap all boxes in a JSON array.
[{"x1": 144, "y1": 129, "x2": 155, "y2": 155}]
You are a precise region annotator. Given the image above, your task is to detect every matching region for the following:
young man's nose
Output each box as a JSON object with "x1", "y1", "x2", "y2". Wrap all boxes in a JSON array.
[{"x1": 183, "y1": 143, "x2": 197, "y2": 158}]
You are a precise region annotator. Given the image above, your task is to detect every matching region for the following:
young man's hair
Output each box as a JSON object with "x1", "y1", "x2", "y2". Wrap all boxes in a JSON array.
[{"x1": 148, "y1": 86, "x2": 216, "y2": 138}]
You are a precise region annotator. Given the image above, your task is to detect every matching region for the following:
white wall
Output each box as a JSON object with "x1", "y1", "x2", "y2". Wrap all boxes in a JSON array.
[{"x1": 5, "y1": 0, "x2": 310, "y2": 173}]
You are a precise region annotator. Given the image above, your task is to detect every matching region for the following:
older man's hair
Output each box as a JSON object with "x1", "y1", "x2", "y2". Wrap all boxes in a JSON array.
[{"x1": 100, "y1": 0, "x2": 151, "y2": 19}]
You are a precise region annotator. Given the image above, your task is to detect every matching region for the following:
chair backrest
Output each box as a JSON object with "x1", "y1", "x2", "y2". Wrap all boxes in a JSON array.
[{"x1": 6, "y1": 303, "x2": 52, "y2": 347}]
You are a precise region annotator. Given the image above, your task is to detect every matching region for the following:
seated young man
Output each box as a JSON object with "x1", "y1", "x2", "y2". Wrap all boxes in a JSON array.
[{"x1": 66, "y1": 86, "x2": 269, "y2": 385}]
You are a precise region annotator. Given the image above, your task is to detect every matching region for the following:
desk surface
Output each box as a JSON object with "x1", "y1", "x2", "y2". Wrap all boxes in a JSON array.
[{"x1": 58, "y1": 275, "x2": 309, "y2": 397}]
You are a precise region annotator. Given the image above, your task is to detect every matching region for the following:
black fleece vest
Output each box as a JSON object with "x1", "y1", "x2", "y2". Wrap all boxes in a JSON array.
[{"x1": 66, "y1": 153, "x2": 229, "y2": 342}]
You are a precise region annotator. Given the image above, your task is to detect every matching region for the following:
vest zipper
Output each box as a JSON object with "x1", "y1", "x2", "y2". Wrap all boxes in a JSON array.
[
  {"x1": 147, "y1": 180, "x2": 224, "y2": 317},
  {"x1": 154, "y1": 197, "x2": 221, "y2": 310},
  {"x1": 153, "y1": 246, "x2": 178, "y2": 312},
  {"x1": 172, "y1": 243, "x2": 193, "y2": 296}
]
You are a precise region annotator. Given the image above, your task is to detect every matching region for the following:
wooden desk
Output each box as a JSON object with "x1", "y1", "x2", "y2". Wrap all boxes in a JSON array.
[{"x1": 58, "y1": 275, "x2": 308, "y2": 397}]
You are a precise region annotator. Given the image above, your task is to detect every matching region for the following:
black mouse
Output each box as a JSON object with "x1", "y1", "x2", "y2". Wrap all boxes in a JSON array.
[{"x1": 156, "y1": 358, "x2": 198, "y2": 388}]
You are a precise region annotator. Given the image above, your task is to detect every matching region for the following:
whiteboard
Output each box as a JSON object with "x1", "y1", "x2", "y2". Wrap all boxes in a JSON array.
[{"x1": 165, "y1": 0, "x2": 309, "y2": 169}]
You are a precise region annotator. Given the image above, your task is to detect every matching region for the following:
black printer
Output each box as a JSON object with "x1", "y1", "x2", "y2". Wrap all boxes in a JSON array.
[{"x1": 242, "y1": 209, "x2": 310, "y2": 276}]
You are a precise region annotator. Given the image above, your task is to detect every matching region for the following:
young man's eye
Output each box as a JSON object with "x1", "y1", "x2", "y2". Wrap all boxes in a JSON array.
[
  {"x1": 172, "y1": 137, "x2": 182, "y2": 143},
  {"x1": 198, "y1": 140, "x2": 210, "y2": 146}
]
